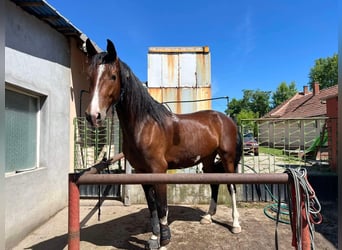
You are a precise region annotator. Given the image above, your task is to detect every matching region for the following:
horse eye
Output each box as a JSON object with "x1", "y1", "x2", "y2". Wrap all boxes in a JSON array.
[{"x1": 111, "y1": 75, "x2": 116, "y2": 81}]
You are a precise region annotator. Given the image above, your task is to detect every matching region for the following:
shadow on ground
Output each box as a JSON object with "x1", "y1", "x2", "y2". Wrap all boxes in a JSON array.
[
  {"x1": 314, "y1": 201, "x2": 338, "y2": 249},
  {"x1": 26, "y1": 206, "x2": 208, "y2": 250},
  {"x1": 22, "y1": 202, "x2": 336, "y2": 250}
]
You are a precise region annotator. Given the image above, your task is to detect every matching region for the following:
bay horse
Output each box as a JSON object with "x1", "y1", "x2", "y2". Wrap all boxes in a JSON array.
[{"x1": 85, "y1": 39, "x2": 243, "y2": 249}]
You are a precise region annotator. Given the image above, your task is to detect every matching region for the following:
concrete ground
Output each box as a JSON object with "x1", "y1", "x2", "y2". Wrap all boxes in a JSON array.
[{"x1": 13, "y1": 200, "x2": 337, "y2": 250}]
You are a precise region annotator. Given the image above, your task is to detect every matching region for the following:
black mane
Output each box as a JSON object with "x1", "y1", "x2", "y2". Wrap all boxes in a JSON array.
[
  {"x1": 88, "y1": 52, "x2": 115, "y2": 73},
  {"x1": 118, "y1": 60, "x2": 172, "y2": 125}
]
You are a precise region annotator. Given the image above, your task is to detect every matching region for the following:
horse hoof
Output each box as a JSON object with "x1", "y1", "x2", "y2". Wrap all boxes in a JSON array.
[
  {"x1": 145, "y1": 238, "x2": 159, "y2": 250},
  {"x1": 231, "y1": 226, "x2": 241, "y2": 234},
  {"x1": 159, "y1": 246, "x2": 168, "y2": 250},
  {"x1": 200, "y1": 214, "x2": 212, "y2": 224},
  {"x1": 160, "y1": 238, "x2": 170, "y2": 247},
  {"x1": 160, "y1": 224, "x2": 171, "y2": 246}
]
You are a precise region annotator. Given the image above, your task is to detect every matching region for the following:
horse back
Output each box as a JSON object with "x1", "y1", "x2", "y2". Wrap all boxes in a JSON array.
[{"x1": 175, "y1": 110, "x2": 237, "y2": 137}]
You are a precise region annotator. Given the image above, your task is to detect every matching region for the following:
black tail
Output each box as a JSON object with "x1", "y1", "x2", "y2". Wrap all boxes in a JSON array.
[
  {"x1": 214, "y1": 131, "x2": 243, "y2": 173},
  {"x1": 234, "y1": 131, "x2": 243, "y2": 170}
]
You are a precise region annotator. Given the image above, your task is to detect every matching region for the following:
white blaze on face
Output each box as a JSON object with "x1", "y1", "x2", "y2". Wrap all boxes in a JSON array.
[{"x1": 90, "y1": 64, "x2": 106, "y2": 116}]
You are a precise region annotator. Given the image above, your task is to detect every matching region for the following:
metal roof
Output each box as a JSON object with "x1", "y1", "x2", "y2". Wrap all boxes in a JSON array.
[
  {"x1": 10, "y1": 0, "x2": 82, "y2": 38},
  {"x1": 149, "y1": 46, "x2": 210, "y2": 53}
]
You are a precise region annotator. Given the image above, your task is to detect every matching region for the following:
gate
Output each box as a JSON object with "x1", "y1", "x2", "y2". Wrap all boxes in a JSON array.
[
  {"x1": 239, "y1": 117, "x2": 333, "y2": 202},
  {"x1": 73, "y1": 114, "x2": 122, "y2": 199}
]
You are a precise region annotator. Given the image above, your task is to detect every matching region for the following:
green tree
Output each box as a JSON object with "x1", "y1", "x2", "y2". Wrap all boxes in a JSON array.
[
  {"x1": 308, "y1": 54, "x2": 338, "y2": 89},
  {"x1": 271, "y1": 81, "x2": 297, "y2": 108},
  {"x1": 237, "y1": 109, "x2": 258, "y2": 134},
  {"x1": 227, "y1": 89, "x2": 271, "y2": 118},
  {"x1": 243, "y1": 89, "x2": 271, "y2": 117},
  {"x1": 226, "y1": 98, "x2": 242, "y2": 119}
]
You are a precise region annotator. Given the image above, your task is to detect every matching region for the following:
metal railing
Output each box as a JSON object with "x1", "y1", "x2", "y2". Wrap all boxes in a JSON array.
[{"x1": 240, "y1": 117, "x2": 332, "y2": 174}]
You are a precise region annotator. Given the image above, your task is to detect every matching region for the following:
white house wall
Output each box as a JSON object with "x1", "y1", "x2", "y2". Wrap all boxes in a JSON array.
[{"x1": 5, "y1": 1, "x2": 70, "y2": 248}]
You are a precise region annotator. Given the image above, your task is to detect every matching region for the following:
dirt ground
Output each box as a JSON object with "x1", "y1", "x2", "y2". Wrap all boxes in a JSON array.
[{"x1": 13, "y1": 200, "x2": 337, "y2": 250}]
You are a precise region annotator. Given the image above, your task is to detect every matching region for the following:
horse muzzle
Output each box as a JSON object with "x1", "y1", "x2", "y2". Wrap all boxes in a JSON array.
[{"x1": 85, "y1": 111, "x2": 103, "y2": 127}]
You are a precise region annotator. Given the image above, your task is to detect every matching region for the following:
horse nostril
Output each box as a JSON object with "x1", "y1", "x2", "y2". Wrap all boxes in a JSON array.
[
  {"x1": 85, "y1": 112, "x2": 101, "y2": 127},
  {"x1": 85, "y1": 112, "x2": 95, "y2": 127},
  {"x1": 85, "y1": 112, "x2": 91, "y2": 123}
]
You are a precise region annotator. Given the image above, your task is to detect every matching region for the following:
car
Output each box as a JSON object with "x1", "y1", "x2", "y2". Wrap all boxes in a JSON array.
[{"x1": 243, "y1": 133, "x2": 259, "y2": 156}]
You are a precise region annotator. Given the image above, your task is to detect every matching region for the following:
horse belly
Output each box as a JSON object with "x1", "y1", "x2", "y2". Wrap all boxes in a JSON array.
[
  {"x1": 166, "y1": 133, "x2": 218, "y2": 169},
  {"x1": 167, "y1": 157, "x2": 201, "y2": 169},
  {"x1": 166, "y1": 144, "x2": 215, "y2": 170}
]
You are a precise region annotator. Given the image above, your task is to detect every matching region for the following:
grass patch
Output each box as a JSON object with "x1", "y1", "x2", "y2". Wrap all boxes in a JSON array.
[
  {"x1": 259, "y1": 146, "x2": 303, "y2": 164},
  {"x1": 259, "y1": 146, "x2": 283, "y2": 156}
]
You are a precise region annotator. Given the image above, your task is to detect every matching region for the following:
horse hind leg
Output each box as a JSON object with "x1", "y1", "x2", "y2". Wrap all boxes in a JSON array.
[
  {"x1": 228, "y1": 183, "x2": 241, "y2": 234},
  {"x1": 219, "y1": 151, "x2": 242, "y2": 234}
]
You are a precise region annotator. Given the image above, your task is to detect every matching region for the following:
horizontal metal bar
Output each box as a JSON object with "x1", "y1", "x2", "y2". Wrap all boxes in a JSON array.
[
  {"x1": 74, "y1": 173, "x2": 289, "y2": 185},
  {"x1": 163, "y1": 96, "x2": 228, "y2": 104},
  {"x1": 241, "y1": 117, "x2": 328, "y2": 122},
  {"x1": 80, "y1": 153, "x2": 125, "y2": 175}
]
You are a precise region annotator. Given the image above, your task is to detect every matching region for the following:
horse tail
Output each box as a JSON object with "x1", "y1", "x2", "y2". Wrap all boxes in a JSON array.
[
  {"x1": 234, "y1": 131, "x2": 243, "y2": 171},
  {"x1": 214, "y1": 130, "x2": 242, "y2": 173}
]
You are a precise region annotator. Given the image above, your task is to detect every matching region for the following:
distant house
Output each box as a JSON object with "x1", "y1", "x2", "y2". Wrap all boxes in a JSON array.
[
  {"x1": 264, "y1": 83, "x2": 338, "y2": 118},
  {"x1": 261, "y1": 83, "x2": 338, "y2": 171}
]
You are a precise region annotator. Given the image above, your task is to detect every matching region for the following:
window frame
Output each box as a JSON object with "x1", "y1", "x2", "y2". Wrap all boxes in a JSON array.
[{"x1": 5, "y1": 85, "x2": 41, "y2": 175}]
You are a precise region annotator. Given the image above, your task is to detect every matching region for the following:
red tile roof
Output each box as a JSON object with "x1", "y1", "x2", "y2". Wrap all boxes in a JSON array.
[{"x1": 264, "y1": 84, "x2": 338, "y2": 118}]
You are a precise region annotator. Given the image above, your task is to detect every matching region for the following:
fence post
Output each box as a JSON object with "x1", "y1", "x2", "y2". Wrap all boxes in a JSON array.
[
  {"x1": 123, "y1": 160, "x2": 132, "y2": 205},
  {"x1": 290, "y1": 181, "x2": 311, "y2": 250},
  {"x1": 68, "y1": 174, "x2": 80, "y2": 250}
]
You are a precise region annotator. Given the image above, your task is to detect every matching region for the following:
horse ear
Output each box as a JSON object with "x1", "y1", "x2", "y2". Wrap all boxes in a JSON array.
[
  {"x1": 86, "y1": 38, "x2": 97, "y2": 58},
  {"x1": 107, "y1": 39, "x2": 117, "y2": 60}
]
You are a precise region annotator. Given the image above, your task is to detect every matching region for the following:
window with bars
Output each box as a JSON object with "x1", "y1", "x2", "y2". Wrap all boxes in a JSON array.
[{"x1": 5, "y1": 88, "x2": 40, "y2": 173}]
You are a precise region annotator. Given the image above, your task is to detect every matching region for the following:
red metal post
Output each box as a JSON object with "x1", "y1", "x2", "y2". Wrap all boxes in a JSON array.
[
  {"x1": 290, "y1": 183, "x2": 297, "y2": 248},
  {"x1": 68, "y1": 174, "x2": 80, "y2": 250},
  {"x1": 300, "y1": 189, "x2": 311, "y2": 250},
  {"x1": 290, "y1": 182, "x2": 311, "y2": 250}
]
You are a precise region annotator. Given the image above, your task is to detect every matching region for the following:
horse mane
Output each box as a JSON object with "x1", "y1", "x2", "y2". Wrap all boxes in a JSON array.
[
  {"x1": 88, "y1": 52, "x2": 115, "y2": 74},
  {"x1": 118, "y1": 60, "x2": 172, "y2": 126}
]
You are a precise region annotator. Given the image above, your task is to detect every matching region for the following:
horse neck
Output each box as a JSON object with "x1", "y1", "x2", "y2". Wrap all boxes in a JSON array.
[
  {"x1": 114, "y1": 92, "x2": 137, "y2": 134},
  {"x1": 115, "y1": 102, "x2": 135, "y2": 133}
]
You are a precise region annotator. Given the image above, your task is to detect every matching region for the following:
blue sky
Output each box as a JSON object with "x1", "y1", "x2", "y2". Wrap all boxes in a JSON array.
[{"x1": 48, "y1": 0, "x2": 337, "y2": 112}]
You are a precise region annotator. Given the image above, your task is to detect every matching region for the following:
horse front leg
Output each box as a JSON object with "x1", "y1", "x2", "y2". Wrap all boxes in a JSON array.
[
  {"x1": 201, "y1": 157, "x2": 222, "y2": 224},
  {"x1": 154, "y1": 183, "x2": 171, "y2": 247},
  {"x1": 228, "y1": 184, "x2": 241, "y2": 233},
  {"x1": 142, "y1": 185, "x2": 160, "y2": 249}
]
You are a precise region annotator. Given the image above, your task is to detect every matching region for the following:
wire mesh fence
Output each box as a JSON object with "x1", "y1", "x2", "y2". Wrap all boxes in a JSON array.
[
  {"x1": 240, "y1": 117, "x2": 332, "y2": 174},
  {"x1": 73, "y1": 114, "x2": 121, "y2": 172}
]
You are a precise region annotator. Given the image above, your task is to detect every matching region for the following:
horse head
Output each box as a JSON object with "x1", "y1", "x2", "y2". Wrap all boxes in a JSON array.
[{"x1": 85, "y1": 39, "x2": 121, "y2": 127}]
